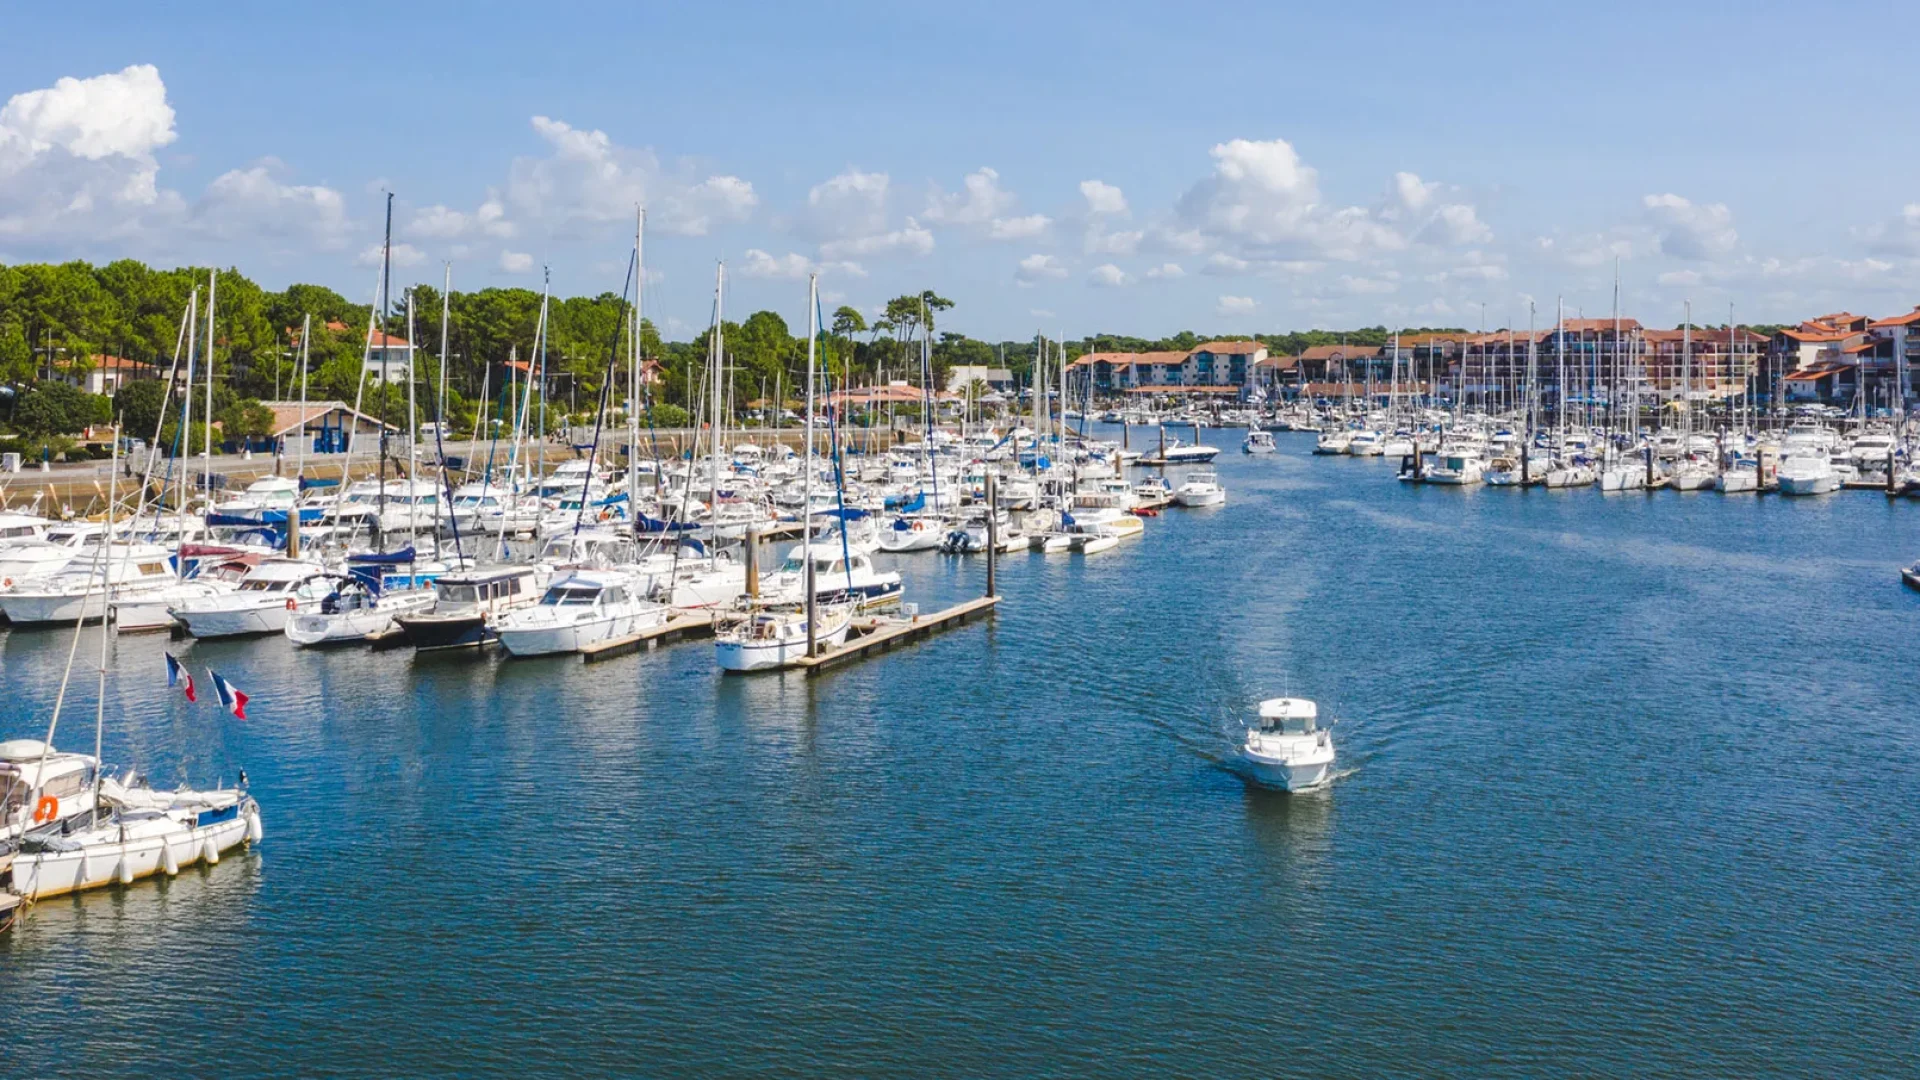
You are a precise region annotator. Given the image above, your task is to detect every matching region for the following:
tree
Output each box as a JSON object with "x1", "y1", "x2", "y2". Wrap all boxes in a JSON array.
[
  {"x1": 217, "y1": 398, "x2": 276, "y2": 440},
  {"x1": 14, "y1": 381, "x2": 108, "y2": 436},
  {"x1": 114, "y1": 379, "x2": 173, "y2": 440}
]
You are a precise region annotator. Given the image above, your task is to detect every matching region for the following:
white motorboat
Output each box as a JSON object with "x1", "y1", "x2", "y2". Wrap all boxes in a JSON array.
[
  {"x1": 168, "y1": 557, "x2": 337, "y2": 638},
  {"x1": 1345, "y1": 430, "x2": 1385, "y2": 457},
  {"x1": 494, "y1": 568, "x2": 668, "y2": 656},
  {"x1": 284, "y1": 575, "x2": 437, "y2": 647},
  {"x1": 1777, "y1": 452, "x2": 1839, "y2": 496},
  {"x1": 1313, "y1": 430, "x2": 1353, "y2": 455},
  {"x1": 763, "y1": 543, "x2": 902, "y2": 609},
  {"x1": 1239, "y1": 697, "x2": 1335, "y2": 791},
  {"x1": 1160, "y1": 441, "x2": 1220, "y2": 464},
  {"x1": 0, "y1": 522, "x2": 103, "y2": 592},
  {"x1": 1669, "y1": 458, "x2": 1719, "y2": 492},
  {"x1": 1424, "y1": 451, "x2": 1485, "y2": 487},
  {"x1": 1173, "y1": 470, "x2": 1227, "y2": 507},
  {"x1": 1242, "y1": 431, "x2": 1276, "y2": 455},
  {"x1": 0, "y1": 544, "x2": 178, "y2": 626},
  {"x1": 713, "y1": 597, "x2": 855, "y2": 672},
  {"x1": 112, "y1": 555, "x2": 253, "y2": 633}
]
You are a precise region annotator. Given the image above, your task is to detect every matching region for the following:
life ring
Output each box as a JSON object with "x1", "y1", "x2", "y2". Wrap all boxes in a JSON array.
[
  {"x1": 32, "y1": 795, "x2": 58, "y2": 823},
  {"x1": 1, "y1": 577, "x2": 11, "y2": 589},
  {"x1": 285, "y1": 597, "x2": 298, "y2": 611}
]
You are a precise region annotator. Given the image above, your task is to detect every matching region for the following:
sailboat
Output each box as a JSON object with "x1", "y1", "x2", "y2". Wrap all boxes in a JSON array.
[{"x1": 715, "y1": 274, "x2": 859, "y2": 673}]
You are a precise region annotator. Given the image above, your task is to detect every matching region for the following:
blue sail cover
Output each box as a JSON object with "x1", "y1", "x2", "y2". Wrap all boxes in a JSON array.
[
  {"x1": 811, "y1": 506, "x2": 871, "y2": 521},
  {"x1": 635, "y1": 513, "x2": 702, "y2": 535},
  {"x1": 884, "y1": 492, "x2": 927, "y2": 513},
  {"x1": 348, "y1": 546, "x2": 417, "y2": 565}
]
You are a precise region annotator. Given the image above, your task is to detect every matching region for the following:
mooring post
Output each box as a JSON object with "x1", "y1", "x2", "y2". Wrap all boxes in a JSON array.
[
  {"x1": 745, "y1": 524, "x2": 759, "y2": 599},
  {"x1": 985, "y1": 472, "x2": 998, "y2": 599}
]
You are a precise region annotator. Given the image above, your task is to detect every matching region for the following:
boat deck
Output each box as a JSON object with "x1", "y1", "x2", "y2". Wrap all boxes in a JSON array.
[
  {"x1": 795, "y1": 596, "x2": 1000, "y2": 676},
  {"x1": 579, "y1": 613, "x2": 718, "y2": 663}
]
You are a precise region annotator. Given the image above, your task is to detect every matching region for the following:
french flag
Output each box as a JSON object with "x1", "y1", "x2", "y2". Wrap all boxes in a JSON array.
[
  {"x1": 165, "y1": 652, "x2": 196, "y2": 703},
  {"x1": 207, "y1": 669, "x2": 249, "y2": 721}
]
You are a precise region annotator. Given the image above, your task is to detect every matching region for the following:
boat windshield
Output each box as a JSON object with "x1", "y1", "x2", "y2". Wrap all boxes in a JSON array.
[
  {"x1": 543, "y1": 586, "x2": 600, "y2": 606},
  {"x1": 439, "y1": 584, "x2": 478, "y2": 604},
  {"x1": 239, "y1": 579, "x2": 288, "y2": 592}
]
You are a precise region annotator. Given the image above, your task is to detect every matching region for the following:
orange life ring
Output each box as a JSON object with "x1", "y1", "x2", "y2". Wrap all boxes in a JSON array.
[
  {"x1": 32, "y1": 795, "x2": 58, "y2": 823},
  {"x1": 285, "y1": 597, "x2": 298, "y2": 611}
]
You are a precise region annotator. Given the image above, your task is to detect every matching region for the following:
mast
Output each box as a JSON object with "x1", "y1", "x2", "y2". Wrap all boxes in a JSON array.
[
  {"x1": 377, "y1": 192, "x2": 394, "y2": 546},
  {"x1": 1682, "y1": 301, "x2": 1693, "y2": 439},
  {"x1": 92, "y1": 425, "x2": 117, "y2": 813},
  {"x1": 439, "y1": 263, "x2": 451, "y2": 431},
  {"x1": 405, "y1": 288, "x2": 420, "y2": 544},
  {"x1": 178, "y1": 287, "x2": 197, "y2": 540},
  {"x1": 710, "y1": 262, "x2": 725, "y2": 523},
  {"x1": 804, "y1": 275, "x2": 818, "y2": 651},
  {"x1": 1555, "y1": 297, "x2": 1566, "y2": 438},
  {"x1": 297, "y1": 313, "x2": 311, "y2": 484},
  {"x1": 630, "y1": 207, "x2": 644, "y2": 520},
  {"x1": 203, "y1": 268, "x2": 216, "y2": 511}
]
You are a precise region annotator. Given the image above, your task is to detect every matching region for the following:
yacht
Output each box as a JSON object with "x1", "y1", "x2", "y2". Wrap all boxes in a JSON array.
[
  {"x1": 494, "y1": 569, "x2": 668, "y2": 656},
  {"x1": 1669, "y1": 456, "x2": 1719, "y2": 492},
  {"x1": 0, "y1": 544, "x2": 178, "y2": 626},
  {"x1": 764, "y1": 543, "x2": 902, "y2": 608},
  {"x1": 1160, "y1": 440, "x2": 1220, "y2": 464},
  {"x1": 1313, "y1": 429, "x2": 1353, "y2": 455},
  {"x1": 713, "y1": 596, "x2": 856, "y2": 672},
  {"x1": 1345, "y1": 430, "x2": 1385, "y2": 457},
  {"x1": 1173, "y1": 470, "x2": 1227, "y2": 507},
  {"x1": 1424, "y1": 450, "x2": 1485, "y2": 487},
  {"x1": 1776, "y1": 452, "x2": 1840, "y2": 496},
  {"x1": 1850, "y1": 431, "x2": 1899, "y2": 472},
  {"x1": 0, "y1": 522, "x2": 103, "y2": 591},
  {"x1": 168, "y1": 557, "x2": 337, "y2": 638},
  {"x1": 1239, "y1": 697, "x2": 1335, "y2": 791},
  {"x1": 395, "y1": 565, "x2": 544, "y2": 650},
  {"x1": 1543, "y1": 456, "x2": 1597, "y2": 488},
  {"x1": 112, "y1": 555, "x2": 253, "y2": 633},
  {"x1": 1242, "y1": 431, "x2": 1276, "y2": 455},
  {"x1": 284, "y1": 569, "x2": 438, "y2": 647}
]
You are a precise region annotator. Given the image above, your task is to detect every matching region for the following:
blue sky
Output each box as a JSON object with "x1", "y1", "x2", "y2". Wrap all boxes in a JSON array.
[{"x1": 3, "y1": 0, "x2": 1916, "y2": 339}]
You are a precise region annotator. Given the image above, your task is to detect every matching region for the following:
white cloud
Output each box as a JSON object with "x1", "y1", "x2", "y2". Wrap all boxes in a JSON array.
[
  {"x1": 1391, "y1": 172, "x2": 1437, "y2": 214},
  {"x1": 1145, "y1": 262, "x2": 1185, "y2": 280},
  {"x1": 1205, "y1": 252, "x2": 1251, "y2": 275},
  {"x1": 805, "y1": 168, "x2": 935, "y2": 259},
  {"x1": 989, "y1": 213, "x2": 1051, "y2": 240},
  {"x1": 0, "y1": 64, "x2": 183, "y2": 242},
  {"x1": 196, "y1": 160, "x2": 351, "y2": 251},
  {"x1": 357, "y1": 242, "x2": 426, "y2": 268},
  {"x1": 499, "y1": 249, "x2": 533, "y2": 273},
  {"x1": 1015, "y1": 253, "x2": 1067, "y2": 285},
  {"x1": 737, "y1": 248, "x2": 867, "y2": 280},
  {"x1": 506, "y1": 115, "x2": 756, "y2": 238},
  {"x1": 1085, "y1": 224, "x2": 1143, "y2": 255},
  {"x1": 1087, "y1": 263, "x2": 1132, "y2": 287},
  {"x1": 1862, "y1": 202, "x2": 1920, "y2": 255},
  {"x1": 1176, "y1": 137, "x2": 1404, "y2": 263},
  {"x1": 1336, "y1": 274, "x2": 1398, "y2": 295},
  {"x1": 1080, "y1": 179, "x2": 1128, "y2": 215},
  {"x1": 1419, "y1": 203, "x2": 1493, "y2": 246},
  {"x1": 1657, "y1": 269, "x2": 1703, "y2": 287},
  {"x1": 1642, "y1": 193, "x2": 1737, "y2": 260},
  {"x1": 1216, "y1": 295, "x2": 1258, "y2": 316},
  {"x1": 924, "y1": 166, "x2": 1017, "y2": 226}
]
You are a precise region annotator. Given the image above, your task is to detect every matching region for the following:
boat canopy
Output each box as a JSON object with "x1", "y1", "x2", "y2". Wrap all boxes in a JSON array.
[
  {"x1": 347, "y1": 546, "x2": 417, "y2": 565},
  {"x1": 810, "y1": 507, "x2": 870, "y2": 521},
  {"x1": 1257, "y1": 697, "x2": 1318, "y2": 721}
]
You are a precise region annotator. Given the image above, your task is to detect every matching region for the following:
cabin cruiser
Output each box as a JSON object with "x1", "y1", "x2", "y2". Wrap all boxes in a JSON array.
[
  {"x1": 1345, "y1": 430, "x2": 1385, "y2": 457},
  {"x1": 168, "y1": 557, "x2": 337, "y2": 637},
  {"x1": 1313, "y1": 429, "x2": 1353, "y2": 455},
  {"x1": 208, "y1": 475, "x2": 303, "y2": 522},
  {"x1": 1777, "y1": 451, "x2": 1840, "y2": 496},
  {"x1": 0, "y1": 521, "x2": 103, "y2": 592},
  {"x1": 0, "y1": 544, "x2": 180, "y2": 626},
  {"x1": 494, "y1": 569, "x2": 668, "y2": 656},
  {"x1": 1239, "y1": 697, "x2": 1335, "y2": 791},
  {"x1": 1173, "y1": 470, "x2": 1227, "y2": 507},
  {"x1": 1159, "y1": 439, "x2": 1220, "y2": 464},
  {"x1": 940, "y1": 508, "x2": 1021, "y2": 554},
  {"x1": 394, "y1": 565, "x2": 544, "y2": 650},
  {"x1": 713, "y1": 595, "x2": 856, "y2": 672},
  {"x1": 1242, "y1": 430, "x2": 1276, "y2": 455},
  {"x1": 1669, "y1": 456, "x2": 1719, "y2": 492},
  {"x1": 111, "y1": 553, "x2": 254, "y2": 633},
  {"x1": 1850, "y1": 431, "x2": 1900, "y2": 472},
  {"x1": 1484, "y1": 455, "x2": 1525, "y2": 486},
  {"x1": 1132, "y1": 475, "x2": 1173, "y2": 506},
  {"x1": 764, "y1": 543, "x2": 902, "y2": 609},
  {"x1": 1902, "y1": 560, "x2": 1920, "y2": 592},
  {"x1": 1424, "y1": 451, "x2": 1485, "y2": 487}
]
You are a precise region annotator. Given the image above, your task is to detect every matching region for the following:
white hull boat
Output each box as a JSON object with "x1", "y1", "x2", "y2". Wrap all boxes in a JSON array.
[
  {"x1": 1240, "y1": 697, "x2": 1335, "y2": 792},
  {"x1": 495, "y1": 569, "x2": 667, "y2": 656},
  {"x1": 713, "y1": 601, "x2": 854, "y2": 672}
]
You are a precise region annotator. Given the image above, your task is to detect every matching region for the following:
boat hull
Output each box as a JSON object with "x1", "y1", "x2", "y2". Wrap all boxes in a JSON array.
[
  {"x1": 395, "y1": 612, "x2": 492, "y2": 651},
  {"x1": 9, "y1": 802, "x2": 258, "y2": 901},
  {"x1": 715, "y1": 621, "x2": 851, "y2": 672},
  {"x1": 171, "y1": 602, "x2": 292, "y2": 638},
  {"x1": 1240, "y1": 752, "x2": 1334, "y2": 792}
]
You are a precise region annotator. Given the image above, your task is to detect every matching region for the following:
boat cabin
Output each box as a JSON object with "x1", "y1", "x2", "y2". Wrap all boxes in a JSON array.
[{"x1": 1256, "y1": 697, "x2": 1320, "y2": 735}]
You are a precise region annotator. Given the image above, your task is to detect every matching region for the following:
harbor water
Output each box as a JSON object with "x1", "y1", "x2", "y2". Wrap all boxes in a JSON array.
[{"x1": 3, "y1": 431, "x2": 1917, "y2": 1077}]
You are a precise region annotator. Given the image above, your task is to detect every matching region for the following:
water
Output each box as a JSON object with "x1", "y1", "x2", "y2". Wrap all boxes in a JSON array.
[{"x1": 4, "y1": 432, "x2": 1918, "y2": 1077}]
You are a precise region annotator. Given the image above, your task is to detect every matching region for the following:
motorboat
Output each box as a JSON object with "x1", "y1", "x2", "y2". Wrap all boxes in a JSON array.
[
  {"x1": 494, "y1": 569, "x2": 668, "y2": 656},
  {"x1": 1902, "y1": 560, "x2": 1920, "y2": 592},
  {"x1": 1239, "y1": 697, "x2": 1335, "y2": 791},
  {"x1": 112, "y1": 553, "x2": 254, "y2": 633},
  {"x1": 283, "y1": 561, "x2": 438, "y2": 647},
  {"x1": 713, "y1": 596, "x2": 856, "y2": 672},
  {"x1": 1242, "y1": 431, "x2": 1276, "y2": 455},
  {"x1": 0, "y1": 522, "x2": 103, "y2": 592},
  {"x1": 1777, "y1": 452, "x2": 1840, "y2": 496},
  {"x1": 1543, "y1": 456, "x2": 1597, "y2": 488},
  {"x1": 764, "y1": 543, "x2": 902, "y2": 609},
  {"x1": 395, "y1": 565, "x2": 544, "y2": 650},
  {"x1": 1669, "y1": 457, "x2": 1719, "y2": 492},
  {"x1": 1345, "y1": 430, "x2": 1385, "y2": 457},
  {"x1": 1424, "y1": 451, "x2": 1485, "y2": 487},
  {"x1": 0, "y1": 544, "x2": 178, "y2": 626},
  {"x1": 1159, "y1": 440, "x2": 1219, "y2": 464},
  {"x1": 168, "y1": 557, "x2": 337, "y2": 638},
  {"x1": 1313, "y1": 430, "x2": 1353, "y2": 455},
  {"x1": 1173, "y1": 470, "x2": 1227, "y2": 507}
]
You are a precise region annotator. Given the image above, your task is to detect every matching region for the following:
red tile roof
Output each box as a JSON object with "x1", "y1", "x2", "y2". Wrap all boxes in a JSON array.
[
  {"x1": 1868, "y1": 307, "x2": 1920, "y2": 328},
  {"x1": 1193, "y1": 340, "x2": 1265, "y2": 354}
]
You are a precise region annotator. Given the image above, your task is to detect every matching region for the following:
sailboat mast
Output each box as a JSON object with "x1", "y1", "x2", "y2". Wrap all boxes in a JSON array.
[
  {"x1": 297, "y1": 313, "x2": 310, "y2": 482},
  {"x1": 439, "y1": 263, "x2": 451, "y2": 429},
  {"x1": 710, "y1": 262, "x2": 725, "y2": 520},
  {"x1": 378, "y1": 192, "x2": 394, "y2": 542},
  {"x1": 406, "y1": 288, "x2": 420, "y2": 543},
  {"x1": 204, "y1": 268, "x2": 216, "y2": 509},
  {"x1": 179, "y1": 288, "x2": 197, "y2": 540},
  {"x1": 631, "y1": 207, "x2": 644, "y2": 514},
  {"x1": 804, "y1": 275, "x2": 818, "y2": 642}
]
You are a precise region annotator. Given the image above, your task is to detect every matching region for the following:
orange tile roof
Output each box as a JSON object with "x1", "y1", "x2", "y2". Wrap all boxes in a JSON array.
[
  {"x1": 1192, "y1": 340, "x2": 1265, "y2": 354},
  {"x1": 1300, "y1": 344, "x2": 1381, "y2": 361},
  {"x1": 1868, "y1": 307, "x2": 1920, "y2": 328}
]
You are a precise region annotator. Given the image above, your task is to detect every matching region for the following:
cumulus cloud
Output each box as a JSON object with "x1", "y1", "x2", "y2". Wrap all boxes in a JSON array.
[
  {"x1": 924, "y1": 167, "x2": 1016, "y2": 225},
  {"x1": 804, "y1": 168, "x2": 935, "y2": 259},
  {"x1": 1080, "y1": 179, "x2": 1128, "y2": 215},
  {"x1": 1145, "y1": 262, "x2": 1185, "y2": 280},
  {"x1": 1657, "y1": 269, "x2": 1703, "y2": 287},
  {"x1": 1862, "y1": 202, "x2": 1920, "y2": 255},
  {"x1": 196, "y1": 160, "x2": 352, "y2": 251},
  {"x1": 407, "y1": 195, "x2": 514, "y2": 242},
  {"x1": 505, "y1": 115, "x2": 756, "y2": 238},
  {"x1": 1015, "y1": 253, "x2": 1067, "y2": 285},
  {"x1": 1176, "y1": 138, "x2": 1404, "y2": 263},
  {"x1": 989, "y1": 213, "x2": 1051, "y2": 240},
  {"x1": 357, "y1": 242, "x2": 426, "y2": 269},
  {"x1": 1087, "y1": 263, "x2": 1132, "y2": 287},
  {"x1": 737, "y1": 248, "x2": 867, "y2": 280},
  {"x1": 499, "y1": 249, "x2": 533, "y2": 273},
  {"x1": 0, "y1": 64, "x2": 183, "y2": 242},
  {"x1": 1336, "y1": 273, "x2": 1398, "y2": 295},
  {"x1": 1643, "y1": 193, "x2": 1737, "y2": 260},
  {"x1": 1216, "y1": 295, "x2": 1258, "y2": 317},
  {"x1": 1084, "y1": 223, "x2": 1143, "y2": 255}
]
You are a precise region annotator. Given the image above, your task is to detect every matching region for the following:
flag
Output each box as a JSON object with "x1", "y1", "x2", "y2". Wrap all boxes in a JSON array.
[
  {"x1": 165, "y1": 653, "x2": 196, "y2": 703},
  {"x1": 207, "y1": 669, "x2": 248, "y2": 721}
]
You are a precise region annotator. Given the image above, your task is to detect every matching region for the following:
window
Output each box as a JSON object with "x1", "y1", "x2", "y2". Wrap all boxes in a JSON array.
[{"x1": 440, "y1": 584, "x2": 478, "y2": 604}]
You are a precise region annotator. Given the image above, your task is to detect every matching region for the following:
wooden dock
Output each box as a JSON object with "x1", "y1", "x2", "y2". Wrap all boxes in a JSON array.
[
  {"x1": 795, "y1": 595, "x2": 1000, "y2": 676},
  {"x1": 580, "y1": 613, "x2": 717, "y2": 663}
]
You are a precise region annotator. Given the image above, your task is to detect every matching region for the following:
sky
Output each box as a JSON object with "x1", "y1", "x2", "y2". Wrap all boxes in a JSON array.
[{"x1": 3, "y1": 0, "x2": 1917, "y2": 342}]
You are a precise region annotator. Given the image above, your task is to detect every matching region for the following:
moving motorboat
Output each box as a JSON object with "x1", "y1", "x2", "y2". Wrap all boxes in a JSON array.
[
  {"x1": 1173, "y1": 470, "x2": 1227, "y2": 507},
  {"x1": 1239, "y1": 697, "x2": 1336, "y2": 791},
  {"x1": 1243, "y1": 431, "x2": 1276, "y2": 454}
]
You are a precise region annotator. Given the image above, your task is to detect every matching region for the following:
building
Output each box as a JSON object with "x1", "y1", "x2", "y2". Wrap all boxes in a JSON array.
[
  {"x1": 945, "y1": 365, "x2": 1015, "y2": 393},
  {"x1": 256, "y1": 400, "x2": 396, "y2": 454},
  {"x1": 1069, "y1": 342, "x2": 1268, "y2": 397},
  {"x1": 361, "y1": 331, "x2": 415, "y2": 385},
  {"x1": 54, "y1": 355, "x2": 158, "y2": 396}
]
